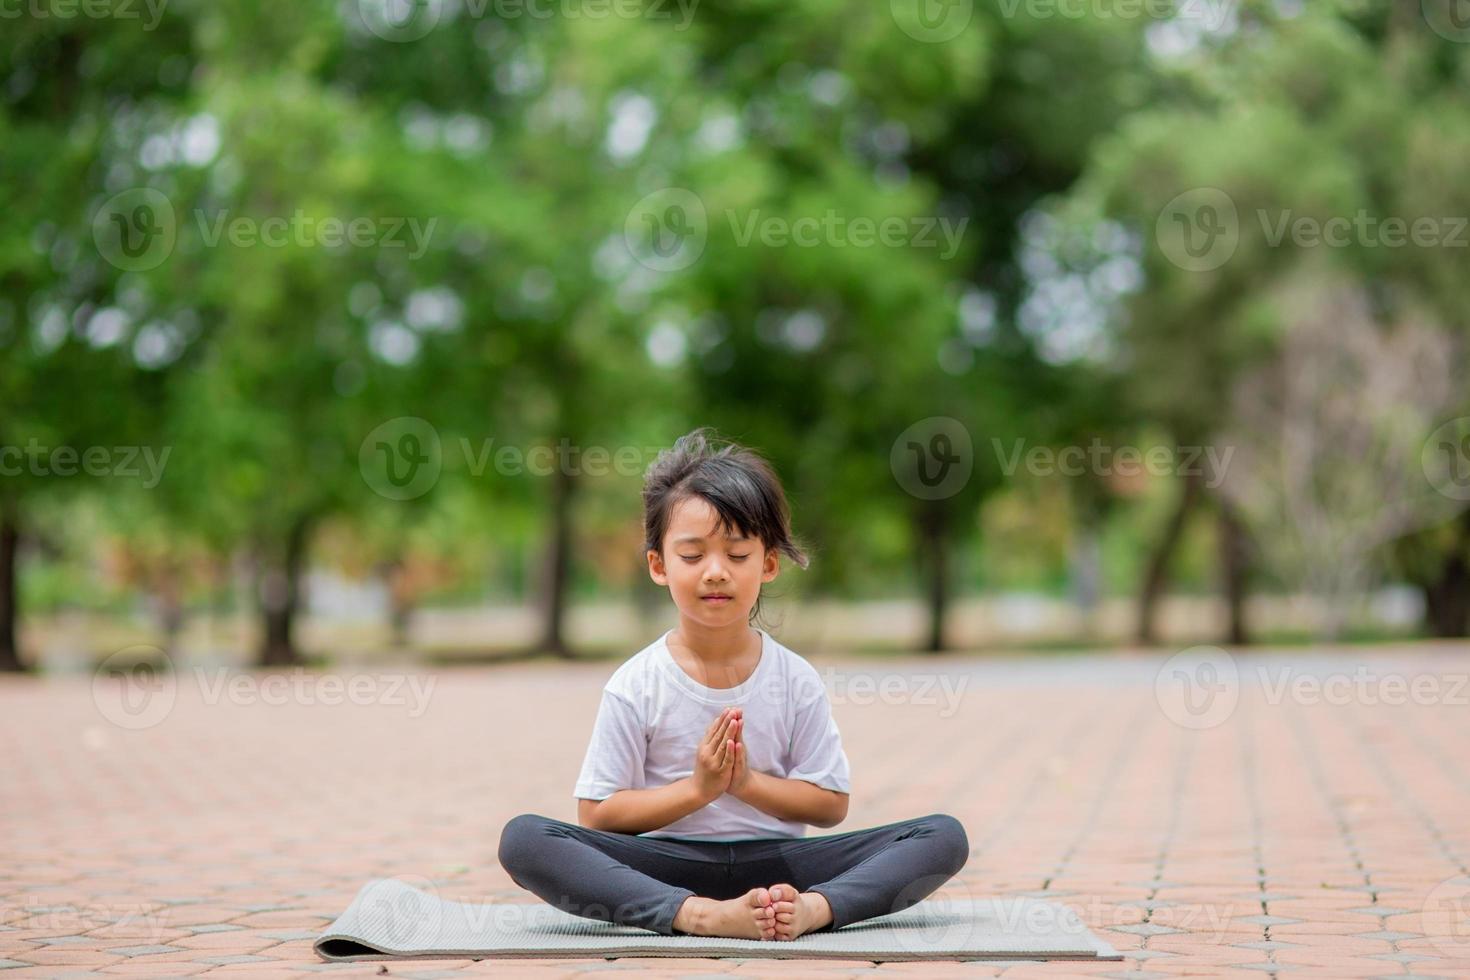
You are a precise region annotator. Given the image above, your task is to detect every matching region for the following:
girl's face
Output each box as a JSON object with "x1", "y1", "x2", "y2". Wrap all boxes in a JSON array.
[{"x1": 647, "y1": 496, "x2": 780, "y2": 628}]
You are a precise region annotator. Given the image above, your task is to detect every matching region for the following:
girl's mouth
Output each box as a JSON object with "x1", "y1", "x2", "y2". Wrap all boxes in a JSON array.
[{"x1": 701, "y1": 595, "x2": 732, "y2": 604}]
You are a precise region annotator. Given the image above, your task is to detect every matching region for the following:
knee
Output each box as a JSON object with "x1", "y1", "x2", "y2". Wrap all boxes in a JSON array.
[
  {"x1": 498, "y1": 813, "x2": 552, "y2": 875},
  {"x1": 921, "y1": 813, "x2": 970, "y2": 874}
]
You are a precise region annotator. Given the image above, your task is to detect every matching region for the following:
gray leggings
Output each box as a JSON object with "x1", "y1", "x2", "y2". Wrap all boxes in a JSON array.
[{"x1": 497, "y1": 811, "x2": 969, "y2": 936}]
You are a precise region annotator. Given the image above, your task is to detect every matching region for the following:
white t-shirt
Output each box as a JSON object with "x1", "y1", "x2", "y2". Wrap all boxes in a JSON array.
[{"x1": 573, "y1": 627, "x2": 851, "y2": 841}]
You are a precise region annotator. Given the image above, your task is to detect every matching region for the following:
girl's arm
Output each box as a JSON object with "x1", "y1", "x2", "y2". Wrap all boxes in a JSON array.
[
  {"x1": 733, "y1": 771, "x2": 849, "y2": 828},
  {"x1": 580, "y1": 776, "x2": 714, "y2": 835}
]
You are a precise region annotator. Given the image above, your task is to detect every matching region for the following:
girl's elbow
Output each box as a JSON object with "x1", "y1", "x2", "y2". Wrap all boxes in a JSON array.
[{"x1": 818, "y1": 793, "x2": 849, "y2": 828}]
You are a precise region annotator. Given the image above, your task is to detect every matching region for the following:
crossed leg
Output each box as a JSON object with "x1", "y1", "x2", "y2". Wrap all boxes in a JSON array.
[
  {"x1": 724, "y1": 812, "x2": 971, "y2": 939},
  {"x1": 497, "y1": 812, "x2": 969, "y2": 940}
]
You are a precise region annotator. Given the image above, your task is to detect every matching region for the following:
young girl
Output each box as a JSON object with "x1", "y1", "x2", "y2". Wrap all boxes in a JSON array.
[{"x1": 498, "y1": 428, "x2": 969, "y2": 940}]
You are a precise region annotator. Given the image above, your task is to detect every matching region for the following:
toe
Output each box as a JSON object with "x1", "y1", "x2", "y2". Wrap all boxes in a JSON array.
[{"x1": 754, "y1": 887, "x2": 771, "y2": 907}]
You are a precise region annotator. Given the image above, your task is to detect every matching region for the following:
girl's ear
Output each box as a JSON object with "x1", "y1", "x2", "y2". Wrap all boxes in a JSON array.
[
  {"x1": 647, "y1": 548, "x2": 669, "y2": 586},
  {"x1": 761, "y1": 548, "x2": 779, "y2": 584}
]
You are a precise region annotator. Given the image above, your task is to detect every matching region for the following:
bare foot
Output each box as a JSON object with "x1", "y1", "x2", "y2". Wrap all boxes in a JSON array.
[
  {"x1": 673, "y1": 887, "x2": 778, "y2": 940},
  {"x1": 767, "y1": 883, "x2": 833, "y2": 940}
]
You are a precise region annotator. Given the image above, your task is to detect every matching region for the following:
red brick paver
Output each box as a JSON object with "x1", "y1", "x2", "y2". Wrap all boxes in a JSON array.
[{"x1": 4, "y1": 642, "x2": 1470, "y2": 978}]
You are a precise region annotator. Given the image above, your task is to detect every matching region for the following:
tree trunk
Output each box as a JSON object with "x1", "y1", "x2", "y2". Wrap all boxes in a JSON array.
[
  {"x1": 537, "y1": 463, "x2": 575, "y2": 658},
  {"x1": 0, "y1": 496, "x2": 21, "y2": 672},
  {"x1": 1136, "y1": 466, "x2": 1203, "y2": 645},
  {"x1": 915, "y1": 500, "x2": 950, "y2": 653},
  {"x1": 1423, "y1": 510, "x2": 1470, "y2": 638},
  {"x1": 1217, "y1": 496, "x2": 1250, "y2": 645},
  {"x1": 379, "y1": 557, "x2": 414, "y2": 649},
  {"x1": 153, "y1": 559, "x2": 185, "y2": 657},
  {"x1": 1069, "y1": 524, "x2": 1102, "y2": 626},
  {"x1": 258, "y1": 515, "x2": 314, "y2": 667}
]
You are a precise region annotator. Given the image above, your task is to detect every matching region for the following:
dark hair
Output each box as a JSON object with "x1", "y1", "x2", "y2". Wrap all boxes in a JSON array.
[{"x1": 642, "y1": 427, "x2": 809, "y2": 625}]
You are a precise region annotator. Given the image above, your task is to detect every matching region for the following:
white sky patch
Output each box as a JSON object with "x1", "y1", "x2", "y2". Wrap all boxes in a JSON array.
[
  {"x1": 34, "y1": 305, "x2": 67, "y2": 355},
  {"x1": 85, "y1": 307, "x2": 130, "y2": 349},
  {"x1": 370, "y1": 319, "x2": 419, "y2": 365},
  {"x1": 783, "y1": 310, "x2": 825, "y2": 352},
  {"x1": 1014, "y1": 209, "x2": 1137, "y2": 366},
  {"x1": 695, "y1": 113, "x2": 742, "y2": 154},
  {"x1": 646, "y1": 319, "x2": 686, "y2": 367},
  {"x1": 133, "y1": 320, "x2": 185, "y2": 369},
  {"x1": 406, "y1": 286, "x2": 465, "y2": 332},
  {"x1": 605, "y1": 92, "x2": 657, "y2": 163},
  {"x1": 958, "y1": 287, "x2": 997, "y2": 345},
  {"x1": 807, "y1": 69, "x2": 850, "y2": 107},
  {"x1": 180, "y1": 114, "x2": 220, "y2": 167},
  {"x1": 443, "y1": 113, "x2": 491, "y2": 155}
]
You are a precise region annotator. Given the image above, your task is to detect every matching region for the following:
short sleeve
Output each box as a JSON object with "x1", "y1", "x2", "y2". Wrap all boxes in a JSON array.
[
  {"x1": 785, "y1": 681, "x2": 851, "y2": 794},
  {"x1": 573, "y1": 690, "x2": 647, "y2": 800}
]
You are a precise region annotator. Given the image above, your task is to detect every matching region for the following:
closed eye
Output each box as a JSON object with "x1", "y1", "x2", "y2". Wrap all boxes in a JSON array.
[{"x1": 729, "y1": 554, "x2": 750, "y2": 561}]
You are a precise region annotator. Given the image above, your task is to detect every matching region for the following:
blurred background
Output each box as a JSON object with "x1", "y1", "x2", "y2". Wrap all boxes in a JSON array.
[{"x1": 4, "y1": 0, "x2": 1469, "y2": 674}]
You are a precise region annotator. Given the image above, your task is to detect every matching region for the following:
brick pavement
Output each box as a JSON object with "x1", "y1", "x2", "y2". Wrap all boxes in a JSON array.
[{"x1": 3, "y1": 642, "x2": 1469, "y2": 978}]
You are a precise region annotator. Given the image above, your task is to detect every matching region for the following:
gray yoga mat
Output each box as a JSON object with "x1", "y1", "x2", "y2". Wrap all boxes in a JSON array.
[{"x1": 314, "y1": 878, "x2": 1122, "y2": 962}]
